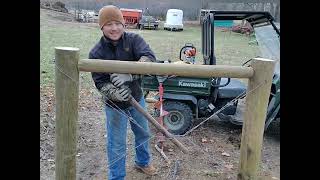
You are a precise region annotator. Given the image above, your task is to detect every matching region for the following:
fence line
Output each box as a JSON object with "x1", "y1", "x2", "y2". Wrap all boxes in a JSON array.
[{"x1": 54, "y1": 47, "x2": 275, "y2": 180}]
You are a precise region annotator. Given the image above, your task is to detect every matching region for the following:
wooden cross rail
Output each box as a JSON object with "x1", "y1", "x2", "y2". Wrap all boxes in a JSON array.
[{"x1": 78, "y1": 59, "x2": 254, "y2": 78}]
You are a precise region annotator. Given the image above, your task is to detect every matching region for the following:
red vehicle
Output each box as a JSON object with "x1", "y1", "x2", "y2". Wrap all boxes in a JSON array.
[{"x1": 120, "y1": 8, "x2": 142, "y2": 28}]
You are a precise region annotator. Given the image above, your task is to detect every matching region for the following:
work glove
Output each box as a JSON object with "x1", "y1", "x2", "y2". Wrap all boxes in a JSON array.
[
  {"x1": 100, "y1": 83, "x2": 132, "y2": 102},
  {"x1": 138, "y1": 56, "x2": 153, "y2": 62},
  {"x1": 112, "y1": 87, "x2": 132, "y2": 102},
  {"x1": 110, "y1": 73, "x2": 133, "y2": 87}
]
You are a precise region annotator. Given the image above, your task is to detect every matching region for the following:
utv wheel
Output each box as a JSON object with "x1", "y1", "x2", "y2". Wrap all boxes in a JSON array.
[
  {"x1": 163, "y1": 101, "x2": 193, "y2": 135},
  {"x1": 265, "y1": 117, "x2": 280, "y2": 136}
]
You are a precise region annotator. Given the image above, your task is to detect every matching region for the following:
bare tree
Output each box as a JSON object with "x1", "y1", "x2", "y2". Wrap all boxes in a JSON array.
[
  {"x1": 201, "y1": 0, "x2": 209, "y2": 9},
  {"x1": 51, "y1": 0, "x2": 280, "y2": 21}
]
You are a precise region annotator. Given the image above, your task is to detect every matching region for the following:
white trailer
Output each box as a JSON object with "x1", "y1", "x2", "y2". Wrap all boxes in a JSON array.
[{"x1": 164, "y1": 9, "x2": 183, "y2": 31}]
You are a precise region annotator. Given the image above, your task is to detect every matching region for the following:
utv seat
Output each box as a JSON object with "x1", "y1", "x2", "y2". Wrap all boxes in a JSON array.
[{"x1": 217, "y1": 78, "x2": 246, "y2": 99}]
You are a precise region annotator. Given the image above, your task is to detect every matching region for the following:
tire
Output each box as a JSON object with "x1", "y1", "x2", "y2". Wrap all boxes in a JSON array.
[
  {"x1": 162, "y1": 101, "x2": 193, "y2": 135},
  {"x1": 265, "y1": 117, "x2": 280, "y2": 136},
  {"x1": 217, "y1": 113, "x2": 232, "y2": 122}
]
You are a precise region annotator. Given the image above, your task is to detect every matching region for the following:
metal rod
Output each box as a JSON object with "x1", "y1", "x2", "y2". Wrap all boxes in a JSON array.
[{"x1": 129, "y1": 97, "x2": 189, "y2": 154}]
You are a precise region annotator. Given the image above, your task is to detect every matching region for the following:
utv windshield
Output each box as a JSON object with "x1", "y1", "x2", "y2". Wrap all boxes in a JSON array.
[{"x1": 254, "y1": 23, "x2": 280, "y2": 74}]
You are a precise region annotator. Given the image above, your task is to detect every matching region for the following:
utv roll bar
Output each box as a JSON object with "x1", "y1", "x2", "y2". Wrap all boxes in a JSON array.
[{"x1": 201, "y1": 10, "x2": 280, "y2": 65}]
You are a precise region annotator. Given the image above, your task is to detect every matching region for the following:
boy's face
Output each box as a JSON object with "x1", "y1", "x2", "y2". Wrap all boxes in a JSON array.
[{"x1": 102, "y1": 21, "x2": 124, "y2": 41}]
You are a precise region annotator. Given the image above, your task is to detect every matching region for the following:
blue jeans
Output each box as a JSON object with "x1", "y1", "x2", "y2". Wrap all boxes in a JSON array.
[{"x1": 105, "y1": 98, "x2": 152, "y2": 180}]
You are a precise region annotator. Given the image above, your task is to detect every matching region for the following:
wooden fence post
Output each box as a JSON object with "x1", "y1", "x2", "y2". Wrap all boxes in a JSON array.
[
  {"x1": 238, "y1": 58, "x2": 275, "y2": 180},
  {"x1": 55, "y1": 47, "x2": 80, "y2": 180}
]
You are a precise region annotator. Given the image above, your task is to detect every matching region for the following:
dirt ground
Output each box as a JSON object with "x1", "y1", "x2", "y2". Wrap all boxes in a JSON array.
[{"x1": 40, "y1": 85, "x2": 279, "y2": 180}]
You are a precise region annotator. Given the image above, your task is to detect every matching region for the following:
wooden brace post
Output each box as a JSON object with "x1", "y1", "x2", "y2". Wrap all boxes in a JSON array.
[
  {"x1": 55, "y1": 47, "x2": 80, "y2": 180},
  {"x1": 238, "y1": 58, "x2": 275, "y2": 180}
]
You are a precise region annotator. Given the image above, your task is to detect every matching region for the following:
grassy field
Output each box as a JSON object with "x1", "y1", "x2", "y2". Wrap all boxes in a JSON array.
[{"x1": 40, "y1": 9, "x2": 259, "y2": 86}]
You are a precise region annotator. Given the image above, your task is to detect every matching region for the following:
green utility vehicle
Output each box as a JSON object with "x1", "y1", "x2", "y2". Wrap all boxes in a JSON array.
[{"x1": 142, "y1": 11, "x2": 280, "y2": 135}]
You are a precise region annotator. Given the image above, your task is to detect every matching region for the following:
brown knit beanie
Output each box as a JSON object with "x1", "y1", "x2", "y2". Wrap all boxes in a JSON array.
[{"x1": 98, "y1": 5, "x2": 125, "y2": 29}]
